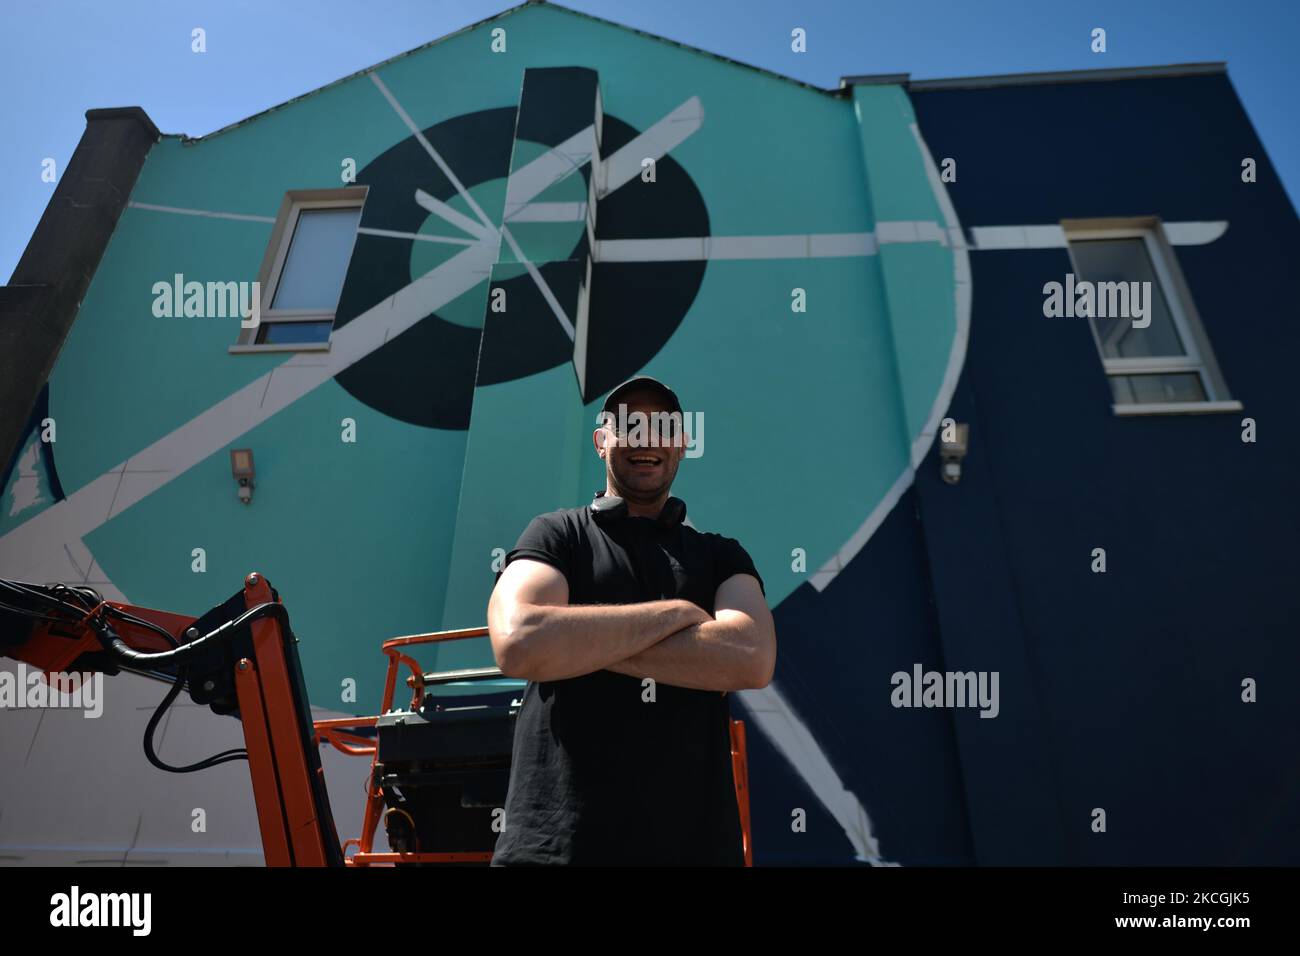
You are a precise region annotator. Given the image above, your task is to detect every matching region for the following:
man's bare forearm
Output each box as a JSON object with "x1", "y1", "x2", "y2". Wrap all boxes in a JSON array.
[
  {"x1": 497, "y1": 598, "x2": 709, "y2": 682},
  {"x1": 603, "y1": 616, "x2": 767, "y2": 692}
]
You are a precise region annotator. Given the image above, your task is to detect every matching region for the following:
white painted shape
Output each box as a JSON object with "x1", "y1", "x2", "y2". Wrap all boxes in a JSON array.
[
  {"x1": 573, "y1": 256, "x2": 592, "y2": 397},
  {"x1": 258, "y1": 364, "x2": 338, "y2": 421},
  {"x1": 599, "y1": 97, "x2": 704, "y2": 198},
  {"x1": 326, "y1": 240, "x2": 497, "y2": 372},
  {"x1": 62, "y1": 537, "x2": 95, "y2": 583},
  {"x1": 1164, "y1": 221, "x2": 1229, "y2": 245},
  {"x1": 1022, "y1": 225, "x2": 1067, "y2": 248},
  {"x1": 413, "y1": 189, "x2": 497, "y2": 242},
  {"x1": 709, "y1": 234, "x2": 809, "y2": 259},
  {"x1": 122, "y1": 375, "x2": 285, "y2": 475},
  {"x1": 369, "y1": 72, "x2": 496, "y2": 234},
  {"x1": 127, "y1": 202, "x2": 276, "y2": 224},
  {"x1": 807, "y1": 569, "x2": 838, "y2": 591},
  {"x1": 906, "y1": 124, "x2": 972, "y2": 471},
  {"x1": 811, "y1": 232, "x2": 877, "y2": 257},
  {"x1": 1, "y1": 538, "x2": 85, "y2": 588},
  {"x1": 810, "y1": 466, "x2": 916, "y2": 592},
  {"x1": 505, "y1": 201, "x2": 588, "y2": 223},
  {"x1": 969, "y1": 225, "x2": 1025, "y2": 249},
  {"x1": 0, "y1": 242, "x2": 497, "y2": 576},
  {"x1": 810, "y1": 123, "x2": 974, "y2": 592},
  {"x1": 595, "y1": 237, "x2": 703, "y2": 262},
  {"x1": 954, "y1": 250, "x2": 972, "y2": 286},
  {"x1": 82, "y1": 555, "x2": 128, "y2": 602},
  {"x1": 0, "y1": 664, "x2": 388, "y2": 865},
  {"x1": 357, "y1": 226, "x2": 478, "y2": 246},
  {"x1": 876, "y1": 220, "x2": 920, "y2": 244},
  {"x1": 914, "y1": 221, "x2": 946, "y2": 244},
  {"x1": 503, "y1": 124, "x2": 598, "y2": 213},
  {"x1": 595, "y1": 230, "x2": 943, "y2": 263},
  {"x1": 500, "y1": 225, "x2": 576, "y2": 342},
  {"x1": 737, "y1": 682, "x2": 891, "y2": 863},
  {"x1": 7, "y1": 440, "x2": 45, "y2": 515}
]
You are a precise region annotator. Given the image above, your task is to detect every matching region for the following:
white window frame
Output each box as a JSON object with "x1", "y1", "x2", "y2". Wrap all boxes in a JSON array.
[
  {"x1": 230, "y1": 187, "x2": 367, "y2": 354},
  {"x1": 1063, "y1": 218, "x2": 1240, "y2": 417}
]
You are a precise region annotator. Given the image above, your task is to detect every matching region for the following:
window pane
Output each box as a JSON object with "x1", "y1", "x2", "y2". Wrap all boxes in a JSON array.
[
  {"x1": 256, "y1": 320, "x2": 334, "y2": 345},
  {"x1": 270, "y1": 206, "x2": 361, "y2": 311},
  {"x1": 1109, "y1": 372, "x2": 1207, "y2": 405},
  {"x1": 1071, "y1": 237, "x2": 1185, "y2": 360}
]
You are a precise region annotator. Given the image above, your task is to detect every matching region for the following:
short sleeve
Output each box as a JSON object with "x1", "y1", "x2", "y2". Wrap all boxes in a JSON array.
[
  {"x1": 712, "y1": 535, "x2": 765, "y2": 597},
  {"x1": 499, "y1": 512, "x2": 575, "y2": 590}
]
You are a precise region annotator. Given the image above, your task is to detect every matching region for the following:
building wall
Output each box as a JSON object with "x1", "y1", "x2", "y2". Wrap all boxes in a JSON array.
[
  {"x1": 1, "y1": 3, "x2": 1293, "y2": 865},
  {"x1": 1, "y1": 3, "x2": 962, "y2": 865},
  {"x1": 911, "y1": 72, "x2": 1300, "y2": 863}
]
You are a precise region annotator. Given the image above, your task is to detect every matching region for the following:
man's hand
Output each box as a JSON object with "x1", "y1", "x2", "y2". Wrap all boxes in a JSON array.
[
  {"x1": 603, "y1": 574, "x2": 776, "y2": 692},
  {"x1": 487, "y1": 558, "x2": 712, "y2": 682}
]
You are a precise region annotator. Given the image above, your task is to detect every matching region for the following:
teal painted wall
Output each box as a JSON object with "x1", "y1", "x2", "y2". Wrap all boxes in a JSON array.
[{"x1": 1, "y1": 3, "x2": 957, "y2": 714}]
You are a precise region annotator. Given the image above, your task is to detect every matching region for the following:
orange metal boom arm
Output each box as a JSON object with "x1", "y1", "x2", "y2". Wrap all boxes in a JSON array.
[{"x1": 2, "y1": 572, "x2": 343, "y2": 867}]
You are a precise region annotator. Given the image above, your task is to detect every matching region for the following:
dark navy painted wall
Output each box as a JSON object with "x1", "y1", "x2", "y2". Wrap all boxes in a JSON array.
[
  {"x1": 907, "y1": 71, "x2": 1300, "y2": 863},
  {"x1": 748, "y1": 486, "x2": 976, "y2": 865}
]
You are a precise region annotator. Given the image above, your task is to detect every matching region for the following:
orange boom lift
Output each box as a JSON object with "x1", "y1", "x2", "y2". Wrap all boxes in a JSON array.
[{"x1": 0, "y1": 573, "x2": 754, "y2": 867}]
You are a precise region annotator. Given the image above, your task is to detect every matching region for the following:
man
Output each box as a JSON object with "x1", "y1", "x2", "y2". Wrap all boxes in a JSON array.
[{"x1": 487, "y1": 376, "x2": 776, "y2": 866}]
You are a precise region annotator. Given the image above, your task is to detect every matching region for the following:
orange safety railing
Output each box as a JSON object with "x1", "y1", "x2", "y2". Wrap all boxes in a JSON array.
[{"x1": 314, "y1": 626, "x2": 755, "y2": 866}]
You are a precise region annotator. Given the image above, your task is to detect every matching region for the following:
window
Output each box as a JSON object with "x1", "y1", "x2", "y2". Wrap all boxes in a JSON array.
[
  {"x1": 1064, "y1": 219, "x2": 1239, "y2": 416},
  {"x1": 232, "y1": 188, "x2": 366, "y2": 352}
]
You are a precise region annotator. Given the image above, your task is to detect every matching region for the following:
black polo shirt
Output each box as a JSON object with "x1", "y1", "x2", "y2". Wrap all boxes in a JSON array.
[{"x1": 489, "y1": 504, "x2": 765, "y2": 866}]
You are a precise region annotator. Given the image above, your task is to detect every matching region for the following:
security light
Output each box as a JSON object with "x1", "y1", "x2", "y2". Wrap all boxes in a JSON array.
[
  {"x1": 939, "y1": 424, "x2": 969, "y2": 485},
  {"x1": 230, "y1": 449, "x2": 255, "y2": 504}
]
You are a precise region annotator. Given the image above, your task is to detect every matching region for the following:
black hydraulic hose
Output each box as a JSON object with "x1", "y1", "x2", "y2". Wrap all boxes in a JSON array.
[
  {"x1": 0, "y1": 577, "x2": 89, "y2": 616},
  {"x1": 2, "y1": 577, "x2": 277, "y2": 775},
  {"x1": 92, "y1": 601, "x2": 291, "y2": 666},
  {"x1": 142, "y1": 675, "x2": 248, "y2": 773}
]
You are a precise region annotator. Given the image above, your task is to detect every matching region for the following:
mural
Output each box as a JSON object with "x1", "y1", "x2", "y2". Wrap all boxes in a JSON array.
[
  {"x1": 5, "y1": 3, "x2": 1284, "y2": 868},
  {"x1": 3, "y1": 2, "x2": 969, "y2": 864}
]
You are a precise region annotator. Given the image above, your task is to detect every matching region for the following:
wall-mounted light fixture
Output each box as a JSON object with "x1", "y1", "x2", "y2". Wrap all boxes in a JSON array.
[
  {"x1": 939, "y1": 423, "x2": 969, "y2": 485},
  {"x1": 230, "y1": 449, "x2": 255, "y2": 504}
]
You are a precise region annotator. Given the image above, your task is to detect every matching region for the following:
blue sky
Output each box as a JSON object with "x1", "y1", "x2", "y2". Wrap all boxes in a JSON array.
[{"x1": 2, "y1": 0, "x2": 1297, "y2": 280}]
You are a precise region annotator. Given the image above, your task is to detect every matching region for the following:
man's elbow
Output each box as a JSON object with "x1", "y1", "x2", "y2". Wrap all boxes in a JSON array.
[
  {"x1": 492, "y1": 603, "x2": 558, "y2": 680},
  {"x1": 490, "y1": 604, "x2": 537, "y2": 679},
  {"x1": 744, "y1": 634, "x2": 777, "y2": 689},
  {"x1": 493, "y1": 638, "x2": 529, "y2": 680},
  {"x1": 745, "y1": 660, "x2": 775, "y2": 690}
]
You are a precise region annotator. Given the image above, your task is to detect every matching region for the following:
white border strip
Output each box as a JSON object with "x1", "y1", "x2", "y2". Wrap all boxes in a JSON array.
[
  {"x1": 127, "y1": 202, "x2": 275, "y2": 224},
  {"x1": 906, "y1": 123, "x2": 973, "y2": 470},
  {"x1": 808, "y1": 123, "x2": 973, "y2": 593},
  {"x1": 369, "y1": 71, "x2": 497, "y2": 234},
  {"x1": 599, "y1": 97, "x2": 704, "y2": 199}
]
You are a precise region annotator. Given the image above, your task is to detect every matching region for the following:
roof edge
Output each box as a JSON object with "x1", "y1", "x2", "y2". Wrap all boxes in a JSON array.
[
  {"x1": 900, "y1": 62, "x2": 1227, "y2": 92},
  {"x1": 171, "y1": 0, "x2": 542, "y2": 144},
  {"x1": 839, "y1": 73, "x2": 910, "y2": 88},
  {"x1": 155, "y1": 0, "x2": 839, "y2": 145},
  {"x1": 538, "y1": 1, "x2": 836, "y2": 98}
]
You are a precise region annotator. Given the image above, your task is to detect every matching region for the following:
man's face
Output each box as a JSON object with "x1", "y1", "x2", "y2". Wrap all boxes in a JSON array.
[{"x1": 595, "y1": 388, "x2": 686, "y2": 503}]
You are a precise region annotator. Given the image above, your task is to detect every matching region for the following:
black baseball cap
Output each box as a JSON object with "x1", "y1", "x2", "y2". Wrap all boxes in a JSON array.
[{"x1": 601, "y1": 376, "x2": 682, "y2": 415}]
